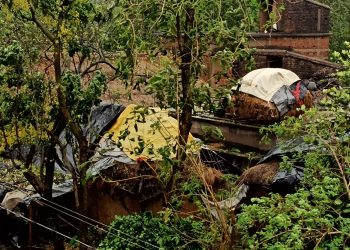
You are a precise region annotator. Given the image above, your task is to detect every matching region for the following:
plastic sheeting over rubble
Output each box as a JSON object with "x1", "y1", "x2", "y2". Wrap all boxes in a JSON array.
[
  {"x1": 55, "y1": 103, "x2": 125, "y2": 173},
  {"x1": 258, "y1": 138, "x2": 317, "y2": 192},
  {"x1": 271, "y1": 85, "x2": 296, "y2": 115},
  {"x1": 272, "y1": 81, "x2": 309, "y2": 115},
  {"x1": 0, "y1": 180, "x2": 74, "y2": 209},
  {"x1": 87, "y1": 138, "x2": 136, "y2": 178},
  {"x1": 23, "y1": 179, "x2": 74, "y2": 205},
  {"x1": 87, "y1": 104, "x2": 199, "y2": 177}
]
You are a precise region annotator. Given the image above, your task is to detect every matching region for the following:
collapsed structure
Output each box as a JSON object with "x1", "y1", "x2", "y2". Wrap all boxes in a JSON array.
[{"x1": 247, "y1": 0, "x2": 340, "y2": 78}]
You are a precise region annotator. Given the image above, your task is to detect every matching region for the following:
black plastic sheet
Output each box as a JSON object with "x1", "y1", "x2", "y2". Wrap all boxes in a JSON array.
[
  {"x1": 84, "y1": 103, "x2": 125, "y2": 144},
  {"x1": 258, "y1": 138, "x2": 316, "y2": 193}
]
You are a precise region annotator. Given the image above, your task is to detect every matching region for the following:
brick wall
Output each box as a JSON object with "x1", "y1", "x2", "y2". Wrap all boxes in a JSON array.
[
  {"x1": 283, "y1": 56, "x2": 321, "y2": 78},
  {"x1": 252, "y1": 49, "x2": 340, "y2": 79},
  {"x1": 279, "y1": 0, "x2": 330, "y2": 34},
  {"x1": 249, "y1": 33, "x2": 330, "y2": 59}
]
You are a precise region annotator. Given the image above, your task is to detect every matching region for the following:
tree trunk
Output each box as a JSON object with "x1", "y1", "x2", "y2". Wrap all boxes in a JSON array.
[
  {"x1": 179, "y1": 6, "x2": 195, "y2": 153},
  {"x1": 168, "y1": 7, "x2": 195, "y2": 192},
  {"x1": 43, "y1": 117, "x2": 66, "y2": 199}
]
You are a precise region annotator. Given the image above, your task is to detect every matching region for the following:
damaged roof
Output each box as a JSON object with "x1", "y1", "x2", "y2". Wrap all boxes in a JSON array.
[{"x1": 305, "y1": 0, "x2": 330, "y2": 9}]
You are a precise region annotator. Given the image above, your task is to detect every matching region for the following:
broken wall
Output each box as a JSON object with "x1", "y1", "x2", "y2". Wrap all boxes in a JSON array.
[
  {"x1": 279, "y1": 0, "x2": 330, "y2": 34},
  {"x1": 253, "y1": 49, "x2": 340, "y2": 78},
  {"x1": 249, "y1": 33, "x2": 330, "y2": 59}
]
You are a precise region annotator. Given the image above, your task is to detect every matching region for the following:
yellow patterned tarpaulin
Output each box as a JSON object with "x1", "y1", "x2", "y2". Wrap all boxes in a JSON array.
[{"x1": 108, "y1": 104, "x2": 195, "y2": 161}]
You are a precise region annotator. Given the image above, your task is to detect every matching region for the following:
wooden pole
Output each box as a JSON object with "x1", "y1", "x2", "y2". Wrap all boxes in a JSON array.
[{"x1": 28, "y1": 205, "x2": 33, "y2": 250}]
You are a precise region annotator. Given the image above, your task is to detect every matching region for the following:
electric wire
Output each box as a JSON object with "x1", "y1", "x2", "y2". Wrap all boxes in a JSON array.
[
  {"x1": 39, "y1": 198, "x2": 160, "y2": 249},
  {"x1": 0, "y1": 183, "x2": 156, "y2": 249},
  {"x1": 34, "y1": 199, "x2": 154, "y2": 250},
  {"x1": 0, "y1": 204, "x2": 95, "y2": 249},
  {"x1": 0, "y1": 182, "x2": 160, "y2": 250},
  {"x1": 0, "y1": 108, "x2": 230, "y2": 249}
]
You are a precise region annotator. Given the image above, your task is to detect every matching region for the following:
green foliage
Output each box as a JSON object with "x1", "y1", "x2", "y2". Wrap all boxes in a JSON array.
[
  {"x1": 110, "y1": 0, "x2": 256, "y2": 110},
  {"x1": 0, "y1": 0, "x2": 118, "y2": 213},
  {"x1": 317, "y1": 0, "x2": 350, "y2": 52},
  {"x1": 192, "y1": 84, "x2": 215, "y2": 112},
  {"x1": 99, "y1": 211, "x2": 217, "y2": 250},
  {"x1": 62, "y1": 71, "x2": 107, "y2": 123},
  {"x1": 0, "y1": 0, "x2": 113, "y2": 143},
  {"x1": 180, "y1": 176, "x2": 203, "y2": 196},
  {"x1": 201, "y1": 126, "x2": 225, "y2": 142},
  {"x1": 331, "y1": 41, "x2": 350, "y2": 85},
  {"x1": 237, "y1": 190, "x2": 350, "y2": 249},
  {"x1": 237, "y1": 152, "x2": 349, "y2": 249},
  {"x1": 147, "y1": 66, "x2": 178, "y2": 109},
  {"x1": 0, "y1": 43, "x2": 50, "y2": 150},
  {"x1": 215, "y1": 173, "x2": 239, "y2": 201},
  {"x1": 156, "y1": 145, "x2": 177, "y2": 188},
  {"x1": 167, "y1": 172, "x2": 204, "y2": 210},
  {"x1": 236, "y1": 53, "x2": 350, "y2": 248}
]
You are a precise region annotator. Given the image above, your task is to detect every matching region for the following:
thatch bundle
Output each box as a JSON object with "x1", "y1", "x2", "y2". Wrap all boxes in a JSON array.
[
  {"x1": 227, "y1": 90, "x2": 313, "y2": 123},
  {"x1": 238, "y1": 161, "x2": 279, "y2": 186},
  {"x1": 199, "y1": 165, "x2": 223, "y2": 187},
  {"x1": 228, "y1": 93, "x2": 280, "y2": 123}
]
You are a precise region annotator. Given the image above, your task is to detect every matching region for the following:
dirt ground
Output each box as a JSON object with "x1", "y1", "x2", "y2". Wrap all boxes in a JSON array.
[{"x1": 101, "y1": 79, "x2": 155, "y2": 106}]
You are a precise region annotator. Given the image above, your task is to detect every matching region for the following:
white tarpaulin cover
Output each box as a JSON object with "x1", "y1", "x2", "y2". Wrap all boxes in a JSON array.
[{"x1": 232, "y1": 68, "x2": 300, "y2": 102}]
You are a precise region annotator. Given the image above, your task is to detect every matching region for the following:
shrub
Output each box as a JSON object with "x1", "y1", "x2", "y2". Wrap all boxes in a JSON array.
[
  {"x1": 99, "y1": 211, "x2": 217, "y2": 249},
  {"x1": 236, "y1": 63, "x2": 350, "y2": 249}
]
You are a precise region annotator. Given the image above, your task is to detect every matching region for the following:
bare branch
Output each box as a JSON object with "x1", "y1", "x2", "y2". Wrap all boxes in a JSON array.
[
  {"x1": 28, "y1": 3, "x2": 55, "y2": 43},
  {"x1": 81, "y1": 60, "x2": 118, "y2": 76}
]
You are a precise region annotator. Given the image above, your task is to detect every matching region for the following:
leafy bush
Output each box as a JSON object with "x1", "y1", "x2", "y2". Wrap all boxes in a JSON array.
[
  {"x1": 237, "y1": 154, "x2": 350, "y2": 249},
  {"x1": 236, "y1": 61, "x2": 350, "y2": 248},
  {"x1": 99, "y1": 211, "x2": 217, "y2": 250}
]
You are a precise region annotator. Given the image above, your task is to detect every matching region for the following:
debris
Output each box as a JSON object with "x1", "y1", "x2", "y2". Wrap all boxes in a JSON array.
[
  {"x1": 228, "y1": 93, "x2": 279, "y2": 123},
  {"x1": 201, "y1": 184, "x2": 249, "y2": 220},
  {"x1": 221, "y1": 138, "x2": 316, "y2": 209},
  {"x1": 195, "y1": 163, "x2": 223, "y2": 187},
  {"x1": 1, "y1": 190, "x2": 28, "y2": 211},
  {"x1": 306, "y1": 81, "x2": 317, "y2": 91},
  {"x1": 200, "y1": 146, "x2": 240, "y2": 173},
  {"x1": 258, "y1": 137, "x2": 316, "y2": 164},
  {"x1": 225, "y1": 68, "x2": 313, "y2": 123}
]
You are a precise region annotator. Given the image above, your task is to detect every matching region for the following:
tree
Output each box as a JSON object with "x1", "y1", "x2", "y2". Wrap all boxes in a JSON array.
[
  {"x1": 106, "y1": 0, "x2": 257, "y2": 189},
  {"x1": 0, "y1": 0, "x2": 258, "y2": 247},
  {"x1": 316, "y1": 0, "x2": 350, "y2": 52},
  {"x1": 0, "y1": 0, "x2": 124, "y2": 216}
]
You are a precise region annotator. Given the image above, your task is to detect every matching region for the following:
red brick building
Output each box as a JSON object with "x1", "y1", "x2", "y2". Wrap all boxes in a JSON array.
[{"x1": 247, "y1": 0, "x2": 340, "y2": 78}]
